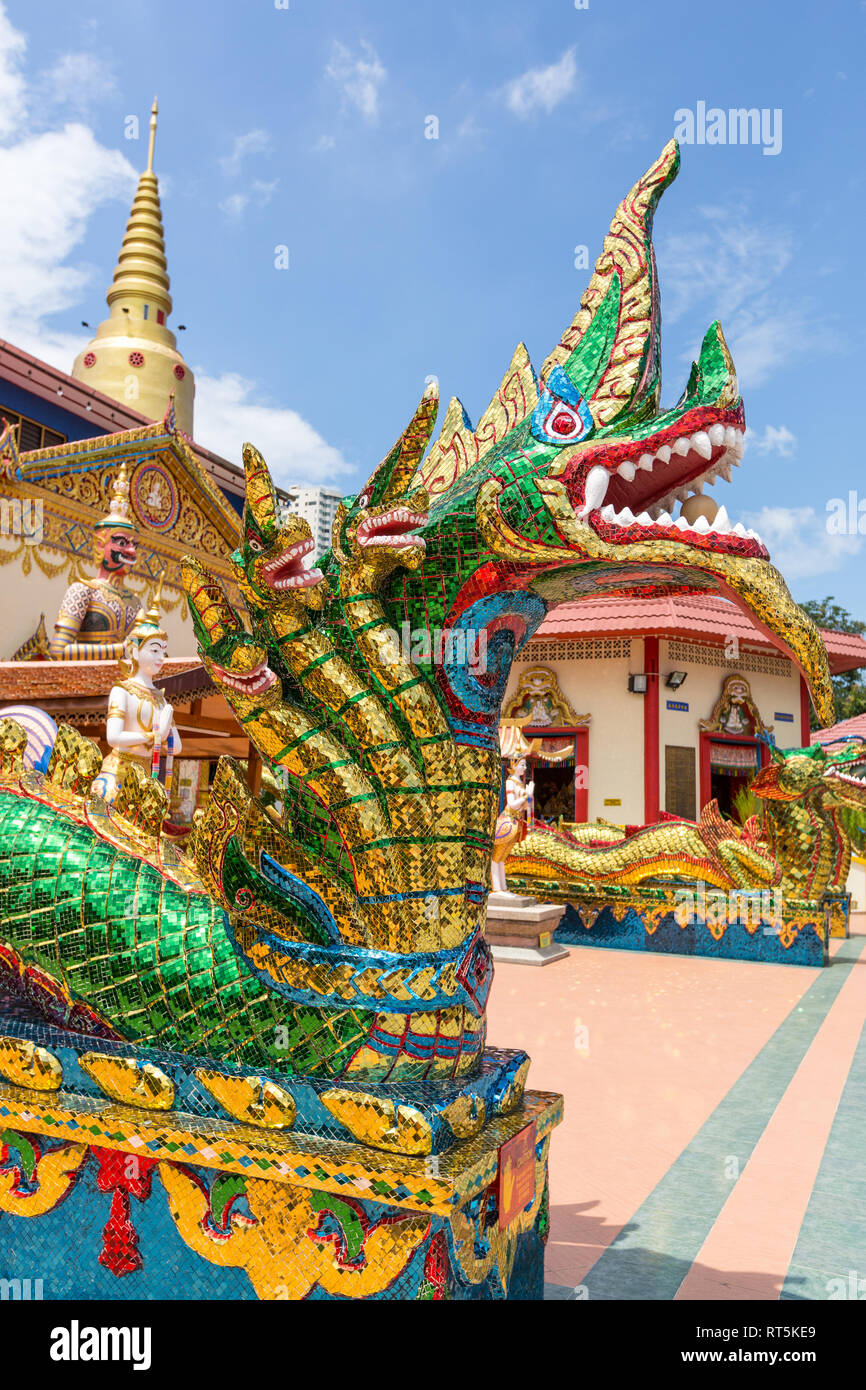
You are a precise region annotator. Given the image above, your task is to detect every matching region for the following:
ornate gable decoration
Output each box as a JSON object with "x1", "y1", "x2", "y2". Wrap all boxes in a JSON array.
[
  {"x1": 7, "y1": 415, "x2": 242, "y2": 606},
  {"x1": 503, "y1": 666, "x2": 589, "y2": 728},
  {"x1": 699, "y1": 674, "x2": 772, "y2": 736}
]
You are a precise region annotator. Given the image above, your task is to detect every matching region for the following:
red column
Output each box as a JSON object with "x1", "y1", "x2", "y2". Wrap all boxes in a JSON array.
[
  {"x1": 644, "y1": 636, "x2": 660, "y2": 823},
  {"x1": 799, "y1": 675, "x2": 812, "y2": 746}
]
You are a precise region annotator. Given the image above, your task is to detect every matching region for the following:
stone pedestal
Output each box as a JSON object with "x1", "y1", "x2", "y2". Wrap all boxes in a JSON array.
[
  {"x1": 485, "y1": 891, "x2": 570, "y2": 966},
  {"x1": 0, "y1": 1018, "x2": 561, "y2": 1300}
]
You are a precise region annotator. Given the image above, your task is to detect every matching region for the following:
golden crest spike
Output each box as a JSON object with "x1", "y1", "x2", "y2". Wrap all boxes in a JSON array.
[
  {"x1": 242, "y1": 443, "x2": 279, "y2": 534},
  {"x1": 542, "y1": 138, "x2": 680, "y2": 424}
]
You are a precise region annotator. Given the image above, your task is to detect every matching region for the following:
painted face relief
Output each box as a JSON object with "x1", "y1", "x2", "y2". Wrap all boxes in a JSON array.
[
  {"x1": 102, "y1": 530, "x2": 139, "y2": 573},
  {"x1": 137, "y1": 638, "x2": 167, "y2": 677}
]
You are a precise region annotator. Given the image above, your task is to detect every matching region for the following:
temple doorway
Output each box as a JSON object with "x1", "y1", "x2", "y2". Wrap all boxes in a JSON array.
[{"x1": 703, "y1": 737, "x2": 761, "y2": 821}]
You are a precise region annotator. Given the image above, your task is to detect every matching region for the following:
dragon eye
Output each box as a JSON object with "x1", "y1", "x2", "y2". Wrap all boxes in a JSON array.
[
  {"x1": 357, "y1": 492, "x2": 371, "y2": 509},
  {"x1": 530, "y1": 367, "x2": 594, "y2": 446},
  {"x1": 248, "y1": 537, "x2": 263, "y2": 553}
]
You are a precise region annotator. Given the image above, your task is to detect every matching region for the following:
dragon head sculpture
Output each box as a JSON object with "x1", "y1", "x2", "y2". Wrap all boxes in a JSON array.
[
  {"x1": 751, "y1": 740, "x2": 866, "y2": 898},
  {"x1": 332, "y1": 383, "x2": 437, "y2": 584},
  {"x1": 752, "y1": 740, "x2": 866, "y2": 808},
  {"x1": 231, "y1": 443, "x2": 327, "y2": 613},
  {"x1": 376, "y1": 138, "x2": 835, "y2": 743}
]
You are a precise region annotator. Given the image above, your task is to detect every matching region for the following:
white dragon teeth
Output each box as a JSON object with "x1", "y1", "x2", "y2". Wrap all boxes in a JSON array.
[
  {"x1": 600, "y1": 504, "x2": 616, "y2": 521},
  {"x1": 656, "y1": 445, "x2": 672, "y2": 464},
  {"x1": 636, "y1": 511, "x2": 654, "y2": 525},
  {"x1": 617, "y1": 507, "x2": 636, "y2": 525},
  {"x1": 693, "y1": 515, "x2": 711, "y2": 533},
  {"x1": 617, "y1": 461, "x2": 636, "y2": 481},
  {"x1": 674, "y1": 516, "x2": 690, "y2": 531},
  {"x1": 673, "y1": 437, "x2": 691, "y2": 457},
  {"x1": 691, "y1": 430, "x2": 713, "y2": 460},
  {"x1": 708, "y1": 423, "x2": 727, "y2": 446},
  {"x1": 638, "y1": 453, "x2": 654, "y2": 471},
  {"x1": 713, "y1": 506, "x2": 731, "y2": 532},
  {"x1": 733, "y1": 522, "x2": 747, "y2": 537},
  {"x1": 580, "y1": 465, "x2": 610, "y2": 516}
]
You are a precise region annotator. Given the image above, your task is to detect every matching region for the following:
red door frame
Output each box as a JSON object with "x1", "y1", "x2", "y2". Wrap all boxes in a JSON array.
[
  {"x1": 699, "y1": 730, "x2": 769, "y2": 810},
  {"x1": 522, "y1": 726, "x2": 590, "y2": 822}
]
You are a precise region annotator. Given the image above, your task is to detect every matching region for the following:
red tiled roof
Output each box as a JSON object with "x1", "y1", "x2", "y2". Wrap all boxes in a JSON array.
[
  {"x1": 0, "y1": 657, "x2": 200, "y2": 702},
  {"x1": 812, "y1": 713, "x2": 866, "y2": 747},
  {"x1": 533, "y1": 595, "x2": 866, "y2": 675}
]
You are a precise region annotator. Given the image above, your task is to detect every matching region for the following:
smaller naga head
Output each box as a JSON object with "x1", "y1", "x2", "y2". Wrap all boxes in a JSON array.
[
  {"x1": 231, "y1": 444, "x2": 326, "y2": 612},
  {"x1": 752, "y1": 740, "x2": 866, "y2": 809},
  {"x1": 331, "y1": 384, "x2": 437, "y2": 578},
  {"x1": 182, "y1": 556, "x2": 282, "y2": 712}
]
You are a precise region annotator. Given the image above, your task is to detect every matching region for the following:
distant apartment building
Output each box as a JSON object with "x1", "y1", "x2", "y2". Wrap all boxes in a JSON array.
[{"x1": 284, "y1": 485, "x2": 343, "y2": 556}]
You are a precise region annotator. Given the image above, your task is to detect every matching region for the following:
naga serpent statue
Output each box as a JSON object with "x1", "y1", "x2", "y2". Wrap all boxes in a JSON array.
[
  {"x1": 751, "y1": 741, "x2": 866, "y2": 900},
  {"x1": 503, "y1": 742, "x2": 866, "y2": 904},
  {"x1": 0, "y1": 141, "x2": 838, "y2": 1299}
]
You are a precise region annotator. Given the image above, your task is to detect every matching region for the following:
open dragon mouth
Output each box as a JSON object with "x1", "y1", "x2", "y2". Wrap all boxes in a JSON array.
[
  {"x1": 261, "y1": 538, "x2": 323, "y2": 590},
  {"x1": 826, "y1": 757, "x2": 866, "y2": 791},
  {"x1": 356, "y1": 508, "x2": 427, "y2": 551},
  {"x1": 209, "y1": 659, "x2": 278, "y2": 695},
  {"x1": 564, "y1": 407, "x2": 765, "y2": 557}
]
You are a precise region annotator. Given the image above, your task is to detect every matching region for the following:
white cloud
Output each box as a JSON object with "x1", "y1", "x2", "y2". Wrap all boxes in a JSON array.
[
  {"x1": 0, "y1": 124, "x2": 136, "y2": 344},
  {"x1": 660, "y1": 207, "x2": 794, "y2": 325},
  {"x1": 36, "y1": 52, "x2": 119, "y2": 117},
  {"x1": 220, "y1": 129, "x2": 271, "y2": 177},
  {"x1": 740, "y1": 505, "x2": 862, "y2": 580},
  {"x1": 504, "y1": 49, "x2": 578, "y2": 120},
  {"x1": 218, "y1": 178, "x2": 277, "y2": 220},
  {"x1": 0, "y1": 2, "x2": 27, "y2": 138},
  {"x1": 658, "y1": 208, "x2": 841, "y2": 389},
  {"x1": 325, "y1": 40, "x2": 386, "y2": 124},
  {"x1": 194, "y1": 372, "x2": 352, "y2": 489},
  {"x1": 313, "y1": 134, "x2": 336, "y2": 153},
  {"x1": 745, "y1": 424, "x2": 797, "y2": 457}
]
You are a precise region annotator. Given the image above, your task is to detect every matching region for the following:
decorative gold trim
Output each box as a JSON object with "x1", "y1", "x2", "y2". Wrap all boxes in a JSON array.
[
  {"x1": 195, "y1": 1070, "x2": 297, "y2": 1130},
  {"x1": 79, "y1": 1053, "x2": 175, "y2": 1111},
  {"x1": 0, "y1": 1036, "x2": 62, "y2": 1091}
]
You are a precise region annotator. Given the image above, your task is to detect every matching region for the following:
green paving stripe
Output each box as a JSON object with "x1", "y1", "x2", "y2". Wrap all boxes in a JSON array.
[
  {"x1": 782, "y1": 1008, "x2": 866, "y2": 1300},
  {"x1": 581, "y1": 936, "x2": 866, "y2": 1301}
]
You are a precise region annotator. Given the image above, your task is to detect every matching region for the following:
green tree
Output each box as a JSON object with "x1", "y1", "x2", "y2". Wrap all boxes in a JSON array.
[{"x1": 800, "y1": 597, "x2": 866, "y2": 729}]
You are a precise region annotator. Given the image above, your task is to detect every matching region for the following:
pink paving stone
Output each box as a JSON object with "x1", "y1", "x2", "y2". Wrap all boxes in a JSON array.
[
  {"x1": 676, "y1": 927, "x2": 866, "y2": 1300},
  {"x1": 486, "y1": 944, "x2": 820, "y2": 1289}
]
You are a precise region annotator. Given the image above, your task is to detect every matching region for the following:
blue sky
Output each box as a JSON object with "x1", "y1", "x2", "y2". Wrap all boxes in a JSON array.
[{"x1": 1, "y1": 0, "x2": 864, "y2": 611}]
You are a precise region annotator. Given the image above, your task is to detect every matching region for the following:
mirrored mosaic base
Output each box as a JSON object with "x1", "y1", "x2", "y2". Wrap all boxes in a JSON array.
[
  {"x1": 0, "y1": 1016, "x2": 561, "y2": 1300},
  {"x1": 825, "y1": 892, "x2": 851, "y2": 939},
  {"x1": 505, "y1": 880, "x2": 829, "y2": 968}
]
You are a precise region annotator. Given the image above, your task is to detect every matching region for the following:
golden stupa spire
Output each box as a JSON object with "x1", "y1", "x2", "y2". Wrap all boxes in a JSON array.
[
  {"x1": 146, "y1": 95, "x2": 158, "y2": 172},
  {"x1": 71, "y1": 97, "x2": 195, "y2": 434},
  {"x1": 106, "y1": 95, "x2": 171, "y2": 320}
]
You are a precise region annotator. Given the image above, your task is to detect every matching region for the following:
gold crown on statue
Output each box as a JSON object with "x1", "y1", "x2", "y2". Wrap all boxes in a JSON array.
[
  {"x1": 94, "y1": 461, "x2": 137, "y2": 535},
  {"x1": 128, "y1": 574, "x2": 167, "y2": 645}
]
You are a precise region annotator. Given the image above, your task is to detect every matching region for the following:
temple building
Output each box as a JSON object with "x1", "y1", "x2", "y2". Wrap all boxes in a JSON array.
[
  {"x1": 0, "y1": 103, "x2": 279, "y2": 815},
  {"x1": 501, "y1": 594, "x2": 866, "y2": 829}
]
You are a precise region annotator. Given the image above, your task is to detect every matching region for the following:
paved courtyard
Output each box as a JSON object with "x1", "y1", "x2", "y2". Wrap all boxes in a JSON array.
[{"x1": 487, "y1": 918, "x2": 866, "y2": 1301}]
